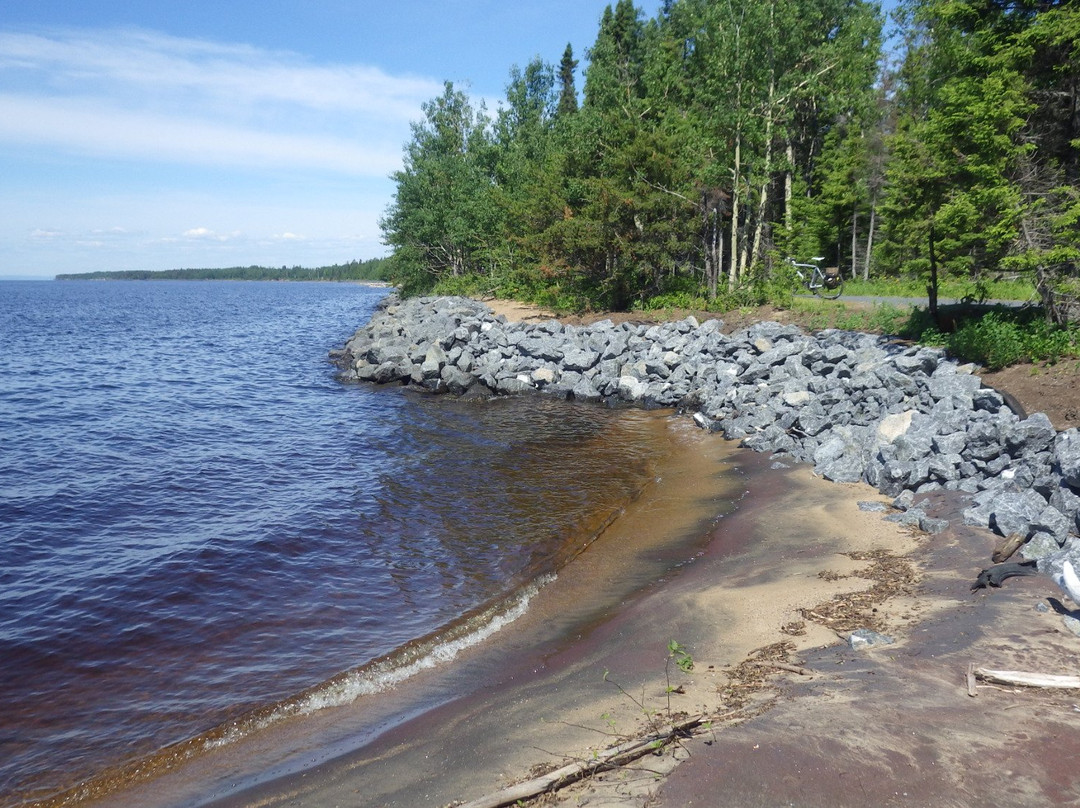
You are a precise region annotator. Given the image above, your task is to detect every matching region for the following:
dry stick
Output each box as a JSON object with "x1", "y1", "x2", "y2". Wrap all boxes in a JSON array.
[
  {"x1": 966, "y1": 662, "x2": 978, "y2": 698},
  {"x1": 746, "y1": 661, "x2": 814, "y2": 677},
  {"x1": 974, "y1": 668, "x2": 1080, "y2": 689},
  {"x1": 455, "y1": 714, "x2": 704, "y2": 808}
]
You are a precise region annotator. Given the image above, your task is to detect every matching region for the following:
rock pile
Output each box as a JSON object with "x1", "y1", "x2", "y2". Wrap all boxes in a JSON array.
[{"x1": 333, "y1": 294, "x2": 1080, "y2": 565}]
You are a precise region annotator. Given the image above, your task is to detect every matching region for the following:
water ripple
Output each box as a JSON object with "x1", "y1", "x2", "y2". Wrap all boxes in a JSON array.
[{"x1": 0, "y1": 281, "x2": 673, "y2": 806}]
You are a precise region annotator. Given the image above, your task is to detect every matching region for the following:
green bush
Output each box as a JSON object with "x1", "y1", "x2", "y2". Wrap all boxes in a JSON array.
[
  {"x1": 947, "y1": 312, "x2": 1025, "y2": 369},
  {"x1": 902, "y1": 307, "x2": 1080, "y2": 369}
]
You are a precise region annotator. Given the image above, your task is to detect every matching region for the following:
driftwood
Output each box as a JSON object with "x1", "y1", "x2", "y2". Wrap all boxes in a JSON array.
[
  {"x1": 974, "y1": 668, "x2": 1080, "y2": 689},
  {"x1": 966, "y1": 662, "x2": 978, "y2": 697},
  {"x1": 992, "y1": 533, "x2": 1027, "y2": 564},
  {"x1": 455, "y1": 714, "x2": 703, "y2": 808}
]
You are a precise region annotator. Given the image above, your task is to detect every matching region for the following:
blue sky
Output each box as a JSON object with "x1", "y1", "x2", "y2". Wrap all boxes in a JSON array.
[{"x1": 0, "y1": 1, "x2": 613, "y2": 278}]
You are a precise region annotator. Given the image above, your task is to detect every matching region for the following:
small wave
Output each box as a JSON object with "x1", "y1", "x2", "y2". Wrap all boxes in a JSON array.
[
  {"x1": 28, "y1": 576, "x2": 553, "y2": 808},
  {"x1": 205, "y1": 573, "x2": 551, "y2": 749}
]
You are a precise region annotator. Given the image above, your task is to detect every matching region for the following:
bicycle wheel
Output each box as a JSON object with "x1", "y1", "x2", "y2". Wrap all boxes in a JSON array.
[{"x1": 817, "y1": 275, "x2": 843, "y2": 299}]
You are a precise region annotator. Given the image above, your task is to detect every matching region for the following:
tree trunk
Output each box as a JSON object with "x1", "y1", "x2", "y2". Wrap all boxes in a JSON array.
[
  {"x1": 750, "y1": 79, "x2": 776, "y2": 268},
  {"x1": 728, "y1": 135, "x2": 741, "y2": 291},
  {"x1": 927, "y1": 222, "x2": 940, "y2": 324},
  {"x1": 784, "y1": 140, "x2": 794, "y2": 236},
  {"x1": 705, "y1": 208, "x2": 718, "y2": 301},
  {"x1": 850, "y1": 205, "x2": 858, "y2": 280},
  {"x1": 863, "y1": 201, "x2": 875, "y2": 281}
]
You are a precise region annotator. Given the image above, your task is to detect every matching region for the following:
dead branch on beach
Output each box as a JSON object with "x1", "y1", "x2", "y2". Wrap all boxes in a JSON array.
[
  {"x1": 973, "y1": 668, "x2": 1080, "y2": 690},
  {"x1": 453, "y1": 714, "x2": 704, "y2": 808},
  {"x1": 746, "y1": 660, "x2": 815, "y2": 677}
]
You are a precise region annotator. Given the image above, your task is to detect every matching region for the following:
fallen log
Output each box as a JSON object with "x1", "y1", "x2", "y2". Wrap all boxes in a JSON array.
[
  {"x1": 455, "y1": 714, "x2": 703, "y2": 808},
  {"x1": 974, "y1": 668, "x2": 1080, "y2": 689}
]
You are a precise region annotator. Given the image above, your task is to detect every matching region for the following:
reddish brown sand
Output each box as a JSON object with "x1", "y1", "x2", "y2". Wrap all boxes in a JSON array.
[
  {"x1": 651, "y1": 492, "x2": 1080, "y2": 808},
  {"x1": 479, "y1": 301, "x2": 1080, "y2": 808}
]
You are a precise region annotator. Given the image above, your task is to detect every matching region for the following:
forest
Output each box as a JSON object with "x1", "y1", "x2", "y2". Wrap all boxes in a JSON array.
[
  {"x1": 55, "y1": 258, "x2": 391, "y2": 282},
  {"x1": 380, "y1": 0, "x2": 1079, "y2": 325}
]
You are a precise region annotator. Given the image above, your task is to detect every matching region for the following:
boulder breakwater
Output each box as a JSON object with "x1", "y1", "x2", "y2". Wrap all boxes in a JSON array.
[{"x1": 333, "y1": 294, "x2": 1080, "y2": 570}]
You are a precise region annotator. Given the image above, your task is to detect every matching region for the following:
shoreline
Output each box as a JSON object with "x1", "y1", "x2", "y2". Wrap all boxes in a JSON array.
[
  {"x1": 69, "y1": 296, "x2": 1080, "y2": 807},
  {"x1": 203, "y1": 446, "x2": 928, "y2": 808},
  {"x1": 74, "y1": 410, "x2": 742, "y2": 808}
]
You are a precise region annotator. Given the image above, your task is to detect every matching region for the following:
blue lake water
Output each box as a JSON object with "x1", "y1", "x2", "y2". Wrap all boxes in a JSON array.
[{"x1": 0, "y1": 280, "x2": 679, "y2": 805}]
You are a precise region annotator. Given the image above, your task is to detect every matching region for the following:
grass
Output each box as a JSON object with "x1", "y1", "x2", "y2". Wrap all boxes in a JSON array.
[
  {"x1": 784, "y1": 296, "x2": 1080, "y2": 369},
  {"x1": 842, "y1": 276, "x2": 1039, "y2": 302},
  {"x1": 901, "y1": 306, "x2": 1080, "y2": 369}
]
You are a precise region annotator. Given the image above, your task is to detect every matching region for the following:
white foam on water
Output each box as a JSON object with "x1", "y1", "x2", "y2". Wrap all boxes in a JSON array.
[{"x1": 202, "y1": 574, "x2": 553, "y2": 750}]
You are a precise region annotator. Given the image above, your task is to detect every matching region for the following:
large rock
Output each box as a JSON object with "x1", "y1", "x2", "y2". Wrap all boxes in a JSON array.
[{"x1": 1054, "y1": 429, "x2": 1080, "y2": 489}]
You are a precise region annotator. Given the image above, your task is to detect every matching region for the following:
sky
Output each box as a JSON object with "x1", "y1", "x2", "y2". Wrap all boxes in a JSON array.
[{"x1": 0, "y1": 1, "x2": 615, "y2": 278}]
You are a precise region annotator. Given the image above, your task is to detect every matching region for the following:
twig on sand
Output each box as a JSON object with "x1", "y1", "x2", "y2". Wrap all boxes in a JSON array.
[
  {"x1": 966, "y1": 662, "x2": 978, "y2": 697},
  {"x1": 746, "y1": 661, "x2": 814, "y2": 677},
  {"x1": 974, "y1": 668, "x2": 1080, "y2": 689},
  {"x1": 454, "y1": 714, "x2": 703, "y2": 808}
]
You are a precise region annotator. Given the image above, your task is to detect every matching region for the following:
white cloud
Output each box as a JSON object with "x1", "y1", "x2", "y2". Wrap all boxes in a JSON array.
[
  {"x1": 0, "y1": 92, "x2": 403, "y2": 177},
  {"x1": 182, "y1": 227, "x2": 241, "y2": 241},
  {"x1": 0, "y1": 27, "x2": 439, "y2": 176},
  {"x1": 0, "y1": 29, "x2": 437, "y2": 120}
]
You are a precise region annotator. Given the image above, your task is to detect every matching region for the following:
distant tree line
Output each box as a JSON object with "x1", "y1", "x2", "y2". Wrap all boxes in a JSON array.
[
  {"x1": 381, "y1": 0, "x2": 1079, "y2": 324},
  {"x1": 56, "y1": 258, "x2": 391, "y2": 283}
]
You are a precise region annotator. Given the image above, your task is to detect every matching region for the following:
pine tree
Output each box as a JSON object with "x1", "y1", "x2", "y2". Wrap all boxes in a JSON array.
[{"x1": 557, "y1": 44, "x2": 579, "y2": 117}]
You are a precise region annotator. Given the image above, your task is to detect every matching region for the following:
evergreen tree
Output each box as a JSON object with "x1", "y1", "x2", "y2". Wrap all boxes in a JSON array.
[
  {"x1": 557, "y1": 44, "x2": 579, "y2": 117},
  {"x1": 878, "y1": 0, "x2": 1037, "y2": 321}
]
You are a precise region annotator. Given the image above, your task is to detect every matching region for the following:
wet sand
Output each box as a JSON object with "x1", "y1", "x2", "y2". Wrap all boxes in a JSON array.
[
  {"x1": 193, "y1": 449, "x2": 925, "y2": 808},
  {"x1": 651, "y1": 492, "x2": 1080, "y2": 808}
]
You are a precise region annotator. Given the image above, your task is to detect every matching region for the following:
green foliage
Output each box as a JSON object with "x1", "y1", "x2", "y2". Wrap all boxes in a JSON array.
[
  {"x1": 901, "y1": 307, "x2": 1080, "y2": 369},
  {"x1": 381, "y1": 82, "x2": 500, "y2": 295},
  {"x1": 55, "y1": 258, "x2": 391, "y2": 282},
  {"x1": 375, "y1": 0, "x2": 1077, "y2": 323},
  {"x1": 667, "y1": 640, "x2": 694, "y2": 673},
  {"x1": 556, "y1": 44, "x2": 578, "y2": 118}
]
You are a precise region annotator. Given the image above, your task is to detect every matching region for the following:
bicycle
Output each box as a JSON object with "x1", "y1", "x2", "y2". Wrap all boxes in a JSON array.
[{"x1": 786, "y1": 256, "x2": 844, "y2": 299}]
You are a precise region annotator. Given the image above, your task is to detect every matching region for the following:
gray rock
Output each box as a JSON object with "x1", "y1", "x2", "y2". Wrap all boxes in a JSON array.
[
  {"x1": 571, "y1": 377, "x2": 602, "y2": 403},
  {"x1": 1031, "y1": 505, "x2": 1072, "y2": 546},
  {"x1": 892, "y1": 490, "x2": 916, "y2": 511},
  {"x1": 1005, "y1": 413, "x2": 1056, "y2": 457},
  {"x1": 988, "y1": 490, "x2": 1051, "y2": 538},
  {"x1": 1054, "y1": 429, "x2": 1080, "y2": 489},
  {"x1": 919, "y1": 516, "x2": 950, "y2": 535},
  {"x1": 338, "y1": 294, "x2": 1080, "y2": 563}
]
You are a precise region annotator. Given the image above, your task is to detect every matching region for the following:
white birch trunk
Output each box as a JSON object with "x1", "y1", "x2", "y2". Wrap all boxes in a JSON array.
[
  {"x1": 728, "y1": 135, "x2": 741, "y2": 291},
  {"x1": 863, "y1": 201, "x2": 876, "y2": 281}
]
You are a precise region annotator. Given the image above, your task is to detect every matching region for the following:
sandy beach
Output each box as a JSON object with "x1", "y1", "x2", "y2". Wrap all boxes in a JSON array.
[
  {"x1": 200, "y1": 444, "x2": 927, "y2": 808},
  {"x1": 83, "y1": 299, "x2": 1080, "y2": 808}
]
